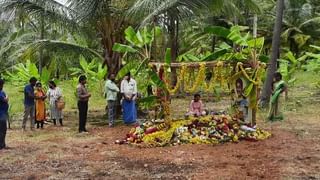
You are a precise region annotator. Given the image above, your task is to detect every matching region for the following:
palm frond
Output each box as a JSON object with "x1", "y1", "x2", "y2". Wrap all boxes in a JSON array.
[
  {"x1": 12, "y1": 39, "x2": 104, "y2": 63},
  {"x1": 0, "y1": 0, "x2": 78, "y2": 30},
  {"x1": 299, "y1": 17, "x2": 320, "y2": 29},
  {"x1": 128, "y1": 0, "x2": 209, "y2": 26}
]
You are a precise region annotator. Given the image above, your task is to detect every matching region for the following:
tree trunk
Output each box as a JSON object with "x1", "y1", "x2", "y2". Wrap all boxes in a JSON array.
[
  {"x1": 168, "y1": 13, "x2": 179, "y2": 87},
  {"x1": 211, "y1": 36, "x2": 217, "y2": 53},
  {"x1": 260, "y1": 0, "x2": 285, "y2": 105},
  {"x1": 39, "y1": 15, "x2": 45, "y2": 74}
]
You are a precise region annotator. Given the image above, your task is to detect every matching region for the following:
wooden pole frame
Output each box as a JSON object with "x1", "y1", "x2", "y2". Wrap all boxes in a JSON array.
[{"x1": 149, "y1": 61, "x2": 262, "y2": 125}]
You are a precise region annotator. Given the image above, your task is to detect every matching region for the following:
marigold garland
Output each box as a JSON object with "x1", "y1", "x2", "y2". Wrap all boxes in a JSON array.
[
  {"x1": 160, "y1": 61, "x2": 264, "y2": 96},
  {"x1": 164, "y1": 65, "x2": 187, "y2": 95}
]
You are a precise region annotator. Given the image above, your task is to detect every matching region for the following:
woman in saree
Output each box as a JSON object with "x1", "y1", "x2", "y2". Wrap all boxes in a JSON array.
[
  {"x1": 47, "y1": 81, "x2": 63, "y2": 126},
  {"x1": 35, "y1": 82, "x2": 47, "y2": 128},
  {"x1": 268, "y1": 72, "x2": 288, "y2": 121}
]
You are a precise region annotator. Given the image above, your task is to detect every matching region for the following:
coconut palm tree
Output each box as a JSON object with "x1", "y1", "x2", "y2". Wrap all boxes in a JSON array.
[
  {"x1": 0, "y1": 0, "x2": 79, "y2": 73},
  {"x1": 260, "y1": 0, "x2": 285, "y2": 105},
  {"x1": 0, "y1": 0, "x2": 136, "y2": 75}
]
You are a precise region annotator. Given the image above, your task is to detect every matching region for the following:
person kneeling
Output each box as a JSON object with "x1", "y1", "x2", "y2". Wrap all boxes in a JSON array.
[{"x1": 186, "y1": 94, "x2": 206, "y2": 117}]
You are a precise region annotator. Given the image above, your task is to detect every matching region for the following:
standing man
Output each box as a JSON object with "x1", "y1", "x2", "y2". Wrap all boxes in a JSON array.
[
  {"x1": 120, "y1": 72, "x2": 137, "y2": 125},
  {"x1": 105, "y1": 73, "x2": 119, "y2": 127},
  {"x1": 22, "y1": 77, "x2": 37, "y2": 130},
  {"x1": 76, "y1": 75, "x2": 91, "y2": 133},
  {"x1": 0, "y1": 79, "x2": 9, "y2": 149}
]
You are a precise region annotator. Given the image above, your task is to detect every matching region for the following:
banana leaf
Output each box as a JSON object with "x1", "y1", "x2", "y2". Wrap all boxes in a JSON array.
[
  {"x1": 204, "y1": 26, "x2": 230, "y2": 38},
  {"x1": 116, "y1": 61, "x2": 138, "y2": 80},
  {"x1": 148, "y1": 70, "x2": 165, "y2": 89},
  {"x1": 244, "y1": 83, "x2": 254, "y2": 97},
  {"x1": 112, "y1": 43, "x2": 137, "y2": 53}
]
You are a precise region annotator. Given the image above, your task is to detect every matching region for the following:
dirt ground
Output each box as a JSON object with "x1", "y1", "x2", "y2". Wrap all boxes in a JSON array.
[{"x1": 1, "y1": 92, "x2": 320, "y2": 179}]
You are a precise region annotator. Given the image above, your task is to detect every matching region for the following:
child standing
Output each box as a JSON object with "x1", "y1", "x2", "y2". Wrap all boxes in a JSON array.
[{"x1": 268, "y1": 72, "x2": 288, "y2": 121}]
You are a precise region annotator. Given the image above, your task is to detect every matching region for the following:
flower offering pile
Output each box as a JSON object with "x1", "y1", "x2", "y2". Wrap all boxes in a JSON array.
[{"x1": 116, "y1": 115, "x2": 271, "y2": 147}]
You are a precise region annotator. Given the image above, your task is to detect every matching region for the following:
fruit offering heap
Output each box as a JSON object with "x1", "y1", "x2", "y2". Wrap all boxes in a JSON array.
[{"x1": 116, "y1": 114, "x2": 271, "y2": 147}]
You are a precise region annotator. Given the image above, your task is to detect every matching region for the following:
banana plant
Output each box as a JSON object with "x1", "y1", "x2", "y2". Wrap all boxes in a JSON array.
[
  {"x1": 68, "y1": 55, "x2": 107, "y2": 95},
  {"x1": 5, "y1": 60, "x2": 52, "y2": 88},
  {"x1": 278, "y1": 51, "x2": 308, "y2": 84},
  {"x1": 204, "y1": 25, "x2": 267, "y2": 62},
  {"x1": 113, "y1": 26, "x2": 166, "y2": 110},
  {"x1": 113, "y1": 26, "x2": 161, "y2": 79},
  {"x1": 303, "y1": 45, "x2": 320, "y2": 88}
]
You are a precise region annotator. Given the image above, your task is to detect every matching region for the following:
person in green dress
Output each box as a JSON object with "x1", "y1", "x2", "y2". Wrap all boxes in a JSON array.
[{"x1": 268, "y1": 72, "x2": 288, "y2": 121}]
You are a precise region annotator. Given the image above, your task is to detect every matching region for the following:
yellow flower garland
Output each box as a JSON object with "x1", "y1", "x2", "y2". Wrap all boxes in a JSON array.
[
  {"x1": 160, "y1": 61, "x2": 264, "y2": 97},
  {"x1": 184, "y1": 63, "x2": 206, "y2": 93},
  {"x1": 164, "y1": 65, "x2": 187, "y2": 95}
]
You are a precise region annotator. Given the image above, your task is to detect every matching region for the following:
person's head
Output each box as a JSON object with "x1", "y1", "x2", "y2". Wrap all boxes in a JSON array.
[
  {"x1": 124, "y1": 72, "x2": 131, "y2": 81},
  {"x1": 194, "y1": 93, "x2": 201, "y2": 102},
  {"x1": 35, "y1": 81, "x2": 42, "y2": 89},
  {"x1": 109, "y1": 73, "x2": 116, "y2": 81},
  {"x1": 29, "y1": 77, "x2": 37, "y2": 87},
  {"x1": 0, "y1": 79, "x2": 4, "y2": 90},
  {"x1": 79, "y1": 75, "x2": 87, "y2": 85},
  {"x1": 274, "y1": 72, "x2": 282, "y2": 82},
  {"x1": 48, "y1": 80, "x2": 56, "y2": 89}
]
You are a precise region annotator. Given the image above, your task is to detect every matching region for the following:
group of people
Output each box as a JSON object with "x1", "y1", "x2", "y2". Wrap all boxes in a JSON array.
[
  {"x1": 0, "y1": 71, "x2": 287, "y2": 150},
  {"x1": 104, "y1": 72, "x2": 138, "y2": 127},
  {"x1": 0, "y1": 77, "x2": 64, "y2": 150},
  {"x1": 22, "y1": 78, "x2": 64, "y2": 131}
]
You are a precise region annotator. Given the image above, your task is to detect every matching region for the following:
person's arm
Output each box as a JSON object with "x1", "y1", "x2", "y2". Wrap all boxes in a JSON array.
[
  {"x1": 131, "y1": 80, "x2": 138, "y2": 100},
  {"x1": 42, "y1": 90, "x2": 47, "y2": 100},
  {"x1": 34, "y1": 91, "x2": 41, "y2": 99},
  {"x1": 199, "y1": 100, "x2": 204, "y2": 113},
  {"x1": 77, "y1": 86, "x2": 90, "y2": 99},
  {"x1": 46, "y1": 90, "x2": 50, "y2": 101},
  {"x1": 107, "y1": 81, "x2": 120, "y2": 92},
  {"x1": 0, "y1": 93, "x2": 8, "y2": 103},
  {"x1": 189, "y1": 100, "x2": 195, "y2": 113},
  {"x1": 120, "y1": 80, "x2": 127, "y2": 99},
  {"x1": 56, "y1": 88, "x2": 62, "y2": 99},
  {"x1": 26, "y1": 87, "x2": 35, "y2": 99}
]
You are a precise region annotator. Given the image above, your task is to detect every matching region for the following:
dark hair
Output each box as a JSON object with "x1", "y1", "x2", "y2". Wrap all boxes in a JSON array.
[
  {"x1": 274, "y1": 72, "x2": 282, "y2": 81},
  {"x1": 194, "y1": 93, "x2": 201, "y2": 98},
  {"x1": 79, "y1": 75, "x2": 87, "y2": 83},
  {"x1": 36, "y1": 81, "x2": 42, "y2": 87},
  {"x1": 0, "y1": 79, "x2": 4, "y2": 86},
  {"x1": 49, "y1": 80, "x2": 56, "y2": 87},
  {"x1": 29, "y1": 77, "x2": 37, "y2": 83},
  {"x1": 126, "y1": 72, "x2": 131, "y2": 76},
  {"x1": 108, "y1": 73, "x2": 116, "y2": 79}
]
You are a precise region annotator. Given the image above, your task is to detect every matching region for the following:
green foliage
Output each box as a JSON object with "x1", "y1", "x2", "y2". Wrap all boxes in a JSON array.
[
  {"x1": 69, "y1": 56, "x2": 107, "y2": 81},
  {"x1": 204, "y1": 26, "x2": 230, "y2": 38},
  {"x1": 114, "y1": 25, "x2": 165, "y2": 102},
  {"x1": 113, "y1": 26, "x2": 161, "y2": 61},
  {"x1": 303, "y1": 45, "x2": 320, "y2": 87},
  {"x1": 181, "y1": 25, "x2": 266, "y2": 62},
  {"x1": 278, "y1": 51, "x2": 307, "y2": 84},
  {"x1": 5, "y1": 60, "x2": 52, "y2": 87},
  {"x1": 69, "y1": 56, "x2": 107, "y2": 95}
]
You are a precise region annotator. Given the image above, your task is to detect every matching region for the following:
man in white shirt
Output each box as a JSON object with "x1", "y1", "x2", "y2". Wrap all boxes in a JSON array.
[
  {"x1": 120, "y1": 72, "x2": 137, "y2": 125},
  {"x1": 105, "y1": 73, "x2": 119, "y2": 127}
]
